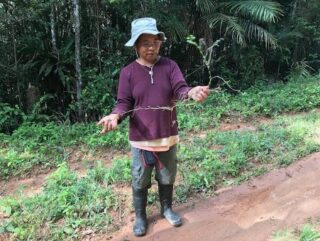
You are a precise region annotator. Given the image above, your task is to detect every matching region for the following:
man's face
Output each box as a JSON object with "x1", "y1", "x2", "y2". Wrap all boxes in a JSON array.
[{"x1": 136, "y1": 34, "x2": 162, "y2": 63}]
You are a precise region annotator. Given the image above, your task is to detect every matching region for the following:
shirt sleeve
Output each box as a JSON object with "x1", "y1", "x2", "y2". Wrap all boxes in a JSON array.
[
  {"x1": 169, "y1": 60, "x2": 192, "y2": 100},
  {"x1": 111, "y1": 68, "x2": 134, "y2": 121}
]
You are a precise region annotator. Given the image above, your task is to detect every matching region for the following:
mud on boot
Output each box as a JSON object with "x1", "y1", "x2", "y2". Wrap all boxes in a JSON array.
[
  {"x1": 159, "y1": 184, "x2": 182, "y2": 227},
  {"x1": 132, "y1": 187, "x2": 148, "y2": 236}
]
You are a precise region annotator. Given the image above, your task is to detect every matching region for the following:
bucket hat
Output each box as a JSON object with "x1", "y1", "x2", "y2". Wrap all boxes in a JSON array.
[{"x1": 125, "y1": 17, "x2": 166, "y2": 47}]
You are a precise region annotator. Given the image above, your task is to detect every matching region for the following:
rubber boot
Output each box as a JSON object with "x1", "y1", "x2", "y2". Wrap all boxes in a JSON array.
[
  {"x1": 158, "y1": 184, "x2": 182, "y2": 227},
  {"x1": 132, "y1": 187, "x2": 148, "y2": 236}
]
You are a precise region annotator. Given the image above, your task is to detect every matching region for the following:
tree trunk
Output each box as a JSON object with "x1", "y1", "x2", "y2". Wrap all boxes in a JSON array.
[
  {"x1": 96, "y1": 0, "x2": 101, "y2": 73},
  {"x1": 73, "y1": 0, "x2": 82, "y2": 119},
  {"x1": 291, "y1": 0, "x2": 298, "y2": 19},
  {"x1": 12, "y1": 24, "x2": 22, "y2": 108},
  {"x1": 50, "y1": 4, "x2": 59, "y2": 58}
]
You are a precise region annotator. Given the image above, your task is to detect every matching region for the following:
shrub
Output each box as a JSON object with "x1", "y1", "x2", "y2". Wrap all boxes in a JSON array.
[{"x1": 0, "y1": 103, "x2": 24, "y2": 134}]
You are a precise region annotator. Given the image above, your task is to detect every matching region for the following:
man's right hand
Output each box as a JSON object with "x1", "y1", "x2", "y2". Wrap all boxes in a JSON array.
[
  {"x1": 188, "y1": 86, "x2": 209, "y2": 102},
  {"x1": 97, "y1": 114, "x2": 120, "y2": 134}
]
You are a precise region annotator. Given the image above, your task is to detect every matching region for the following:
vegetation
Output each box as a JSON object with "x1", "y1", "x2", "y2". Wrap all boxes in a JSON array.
[
  {"x1": 271, "y1": 222, "x2": 320, "y2": 241},
  {"x1": 178, "y1": 110, "x2": 320, "y2": 195},
  {"x1": 0, "y1": 162, "x2": 127, "y2": 240},
  {"x1": 0, "y1": 121, "x2": 128, "y2": 179}
]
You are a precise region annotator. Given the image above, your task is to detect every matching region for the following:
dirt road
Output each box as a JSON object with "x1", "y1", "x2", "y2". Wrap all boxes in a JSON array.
[{"x1": 110, "y1": 152, "x2": 320, "y2": 241}]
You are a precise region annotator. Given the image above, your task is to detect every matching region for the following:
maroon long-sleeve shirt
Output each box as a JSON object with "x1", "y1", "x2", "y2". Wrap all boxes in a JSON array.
[{"x1": 111, "y1": 57, "x2": 191, "y2": 141}]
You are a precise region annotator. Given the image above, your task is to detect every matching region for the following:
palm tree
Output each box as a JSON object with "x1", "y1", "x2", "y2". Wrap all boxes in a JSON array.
[{"x1": 196, "y1": 0, "x2": 283, "y2": 48}]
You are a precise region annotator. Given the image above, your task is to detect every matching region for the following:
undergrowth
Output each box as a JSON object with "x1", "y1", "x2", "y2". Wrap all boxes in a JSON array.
[
  {"x1": 177, "y1": 111, "x2": 320, "y2": 198},
  {"x1": 0, "y1": 122, "x2": 128, "y2": 179},
  {"x1": 0, "y1": 159, "x2": 131, "y2": 241},
  {"x1": 271, "y1": 221, "x2": 320, "y2": 241}
]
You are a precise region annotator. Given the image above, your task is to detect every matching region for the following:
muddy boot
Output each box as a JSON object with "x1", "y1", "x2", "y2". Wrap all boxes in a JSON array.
[
  {"x1": 158, "y1": 184, "x2": 182, "y2": 227},
  {"x1": 132, "y1": 187, "x2": 148, "y2": 236}
]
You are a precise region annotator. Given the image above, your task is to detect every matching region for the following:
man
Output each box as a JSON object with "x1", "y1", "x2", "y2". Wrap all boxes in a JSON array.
[{"x1": 98, "y1": 17, "x2": 209, "y2": 237}]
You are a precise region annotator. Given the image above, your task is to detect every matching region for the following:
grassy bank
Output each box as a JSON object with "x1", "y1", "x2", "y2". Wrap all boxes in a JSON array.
[{"x1": 271, "y1": 221, "x2": 320, "y2": 241}]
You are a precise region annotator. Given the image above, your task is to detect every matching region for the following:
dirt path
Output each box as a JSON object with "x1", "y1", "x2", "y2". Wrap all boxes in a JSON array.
[{"x1": 110, "y1": 152, "x2": 320, "y2": 241}]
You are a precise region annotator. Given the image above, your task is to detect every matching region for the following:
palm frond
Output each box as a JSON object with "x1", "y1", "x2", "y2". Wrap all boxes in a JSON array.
[
  {"x1": 241, "y1": 20, "x2": 277, "y2": 48},
  {"x1": 220, "y1": 0, "x2": 283, "y2": 23},
  {"x1": 196, "y1": 0, "x2": 217, "y2": 14},
  {"x1": 207, "y1": 13, "x2": 246, "y2": 45},
  {"x1": 288, "y1": 60, "x2": 314, "y2": 80}
]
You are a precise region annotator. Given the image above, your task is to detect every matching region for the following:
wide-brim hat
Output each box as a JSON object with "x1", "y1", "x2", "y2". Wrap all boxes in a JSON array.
[{"x1": 125, "y1": 17, "x2": 166, "y2": 47}]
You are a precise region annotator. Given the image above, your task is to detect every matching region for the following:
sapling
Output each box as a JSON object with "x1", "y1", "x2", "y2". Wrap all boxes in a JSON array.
[{"x1": 186, "y1": 34, "x2": 238, "y2": 92}]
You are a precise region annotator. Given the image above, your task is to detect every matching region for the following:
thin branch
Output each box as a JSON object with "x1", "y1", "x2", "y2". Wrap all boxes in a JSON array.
[{"x1": 118, "y1": 87, "x2": 222, "y2": 117}]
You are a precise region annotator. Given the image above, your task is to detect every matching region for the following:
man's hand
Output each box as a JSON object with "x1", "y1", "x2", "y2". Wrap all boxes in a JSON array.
[
  {"x1": 97, "y1": 114, "x2": 120, "y2": 134},
  {"x1": 188, "y1": 86, "x2": 209, "y2": 102}
]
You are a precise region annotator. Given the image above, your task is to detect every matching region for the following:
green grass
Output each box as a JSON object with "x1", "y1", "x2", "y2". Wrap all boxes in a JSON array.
[
  {"x1": 0, "y1": 122, "x2": 129, "y2": 179},
  {"x1": 271, "y1": 222, "x2": 320, "y2": 241},
  {"x1": 176, "y1": 112, "x2": 320, "y2": 197},
  {"x1": 0, "y1": 159, "x2": 132, "y2": 241},
  {"x1": 177, "y1": 76, "x2": 320, "y2": 131}
]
